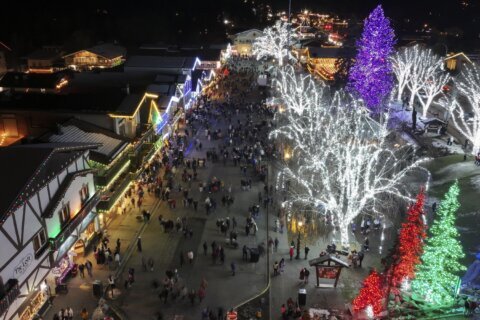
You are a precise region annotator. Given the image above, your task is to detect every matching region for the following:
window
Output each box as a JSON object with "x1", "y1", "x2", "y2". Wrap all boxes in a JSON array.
[
  {"x1": 33, "y1": 228, "x2": 47, "y2": 255},
  {"x1": 80, "y1": 184, "x2": 90, "y2": 204},
  {"x1": 59, "y1": 203, "x2": 71, "y2": 226}
]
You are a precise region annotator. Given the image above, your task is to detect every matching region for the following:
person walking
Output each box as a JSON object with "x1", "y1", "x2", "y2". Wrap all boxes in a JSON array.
[
  {"x1": 137, "y1": 237, "x2": 143, "y2": 252},
  {"x1": 78, "y1": 263, "x2": 85, "y2": 278},
  {"x1": 304, "y1": 246, "x2": 310, "y2": 260},
  {"x1": 289, "y1": 246, "x2": 294, "y2": 261},
  {"x1": 187, "y1": 251, "x2": 194, "y2": 264},
  {"x1": 180, "y1": 251, "x2": 185, "y2": 266},
  {"x1": 203, "y1": 242, "x2": 208, "y2": 256},
  {"x1": 358, "y1": 250, "x2": 365, "y2": 267},
  {"x1": 85, "y1": 260, "x2": 93, "y2": 278},
  {"x1": 304, "y1": 268, "x2": 310, "y2": 284},
  {"x1": 274, "y1": 238, "x2": 279, "y2": 252},
  {"x1": 273, "y1": 261, "x2": 279, "y2": 276},
  {"x1": 108, "y1": 275, "x2": 115, "y2": 298},
  {"x1": 230, "y1": 261, "x2": 236, "y2": 276},
  {"x1": 80, "y1": 308, "x2": 89, "y2": 320},
  {"x1": 242, "y1": 245, "x2": 248, "y2": 261}
]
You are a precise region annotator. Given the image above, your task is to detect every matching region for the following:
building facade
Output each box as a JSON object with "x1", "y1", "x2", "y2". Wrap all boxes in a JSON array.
[{"x1": 0, "y1": 144, "x2": 100, "y2": 320}]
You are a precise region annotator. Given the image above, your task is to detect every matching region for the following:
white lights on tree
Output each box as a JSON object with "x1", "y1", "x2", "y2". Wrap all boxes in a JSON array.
[
  {"x1": 253, "y1": 21, "x2": 297, "y2": 67},
  {"x1": 272, "y1": 66, "x2": 427, "y2": 246},
  {"x1": 391, "y1": 46, "x2": 415, "y2": 101},
  {"x1": 392, "y1": 45, "x2": 446, "y2": 117},
  {"x1": 449, "y1": 65, "x2": 480, "y2": 154},
  {"x1": 416, "y1": 70, "x2": 450, "y2": 118}
]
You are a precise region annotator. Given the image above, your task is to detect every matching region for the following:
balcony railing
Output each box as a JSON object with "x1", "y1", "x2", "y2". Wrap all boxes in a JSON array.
[
  {"x1": 50, "y1": 192, "x2": 100, "y2": 250},
  {"x1": 0, "y1": 279, "x2": 20, "y2": 317}
]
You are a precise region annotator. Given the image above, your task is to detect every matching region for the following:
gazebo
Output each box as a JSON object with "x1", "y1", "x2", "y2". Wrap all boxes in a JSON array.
[{"x1": 308, "y1": 255, "x2": 350, "y2": 288}]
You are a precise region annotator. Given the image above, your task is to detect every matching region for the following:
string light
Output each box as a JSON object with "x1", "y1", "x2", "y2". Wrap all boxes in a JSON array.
[
  {"x1": 348, "y1": 5, "x2": 395, "y2": 114},
  {"x1": 411, "y1": 182, "x2": 466, "y2": 306},
  {"x1": 252, "y1": 20, "x2": 298, "y2": 67},
  {"x1": 449, "y1": 65, "x2": 480, "y2": 155},
  {"x1": 392, "y1": 44, "x2": 448, "y2": 116},
  {"x1": 272, "y1": 66, "x2": 429, "y2": 245},
  {"x1": 352, "y1": 270, "x2": 385, "y2": 316}
]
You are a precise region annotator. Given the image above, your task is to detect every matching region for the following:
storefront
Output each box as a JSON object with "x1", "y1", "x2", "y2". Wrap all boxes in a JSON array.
[{"x1": 17, "y1": 284, "x2": 49, "y2": 320}]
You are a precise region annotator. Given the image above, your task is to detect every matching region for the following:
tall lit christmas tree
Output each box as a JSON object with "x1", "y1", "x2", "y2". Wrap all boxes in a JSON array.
[
  {"x1": 353, "y1": 270, "x2": 385, "y2": 317},
  {"x1": 411, "y1": 182, "x2": 465, "y2": 306},
  {"x1": 391, "y1": 189, "x2": 427, "y2": 289},
  {"x1": 348, "y1": 5, "x2": 395, "y2": 114}
]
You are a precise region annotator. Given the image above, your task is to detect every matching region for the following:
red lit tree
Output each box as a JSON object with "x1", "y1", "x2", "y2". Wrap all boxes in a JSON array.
[
  {"x1": 353, "y1": 270, "x2": 385, "y2": 316},
  {"x1": 391, "y1": 189, "x2": 427, "y2": 289}
]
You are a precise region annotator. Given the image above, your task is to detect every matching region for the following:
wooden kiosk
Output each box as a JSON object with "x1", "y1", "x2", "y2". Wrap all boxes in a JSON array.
[{"x1": 308, "y1": 255, "x2": 349, "y2": 288}]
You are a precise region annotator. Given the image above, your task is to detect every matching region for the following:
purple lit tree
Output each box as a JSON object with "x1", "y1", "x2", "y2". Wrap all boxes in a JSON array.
[{"x1": 348, "y1": 5, "x2": 396, "y2": 114}]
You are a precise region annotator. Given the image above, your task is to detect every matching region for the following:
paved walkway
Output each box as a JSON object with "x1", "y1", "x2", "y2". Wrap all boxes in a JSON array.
[{"x1": 44, "y1": 80, "x2": 272, "y2": 320}]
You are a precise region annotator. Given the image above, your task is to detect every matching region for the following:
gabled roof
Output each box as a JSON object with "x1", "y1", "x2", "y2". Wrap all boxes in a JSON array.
[
  {"x1": 40, "y1": 118, "x2": 130, "y2": 164},
  {"x1": 64, "y1": 43, "x2": 126, "y2": 60},
  {"x1": 0, "y1": 143, "x2": 99, "y2": 224},
  {"x1": 27, "y1": 48, "x2": 62, "y2": 60},
  {"x1": 234, "y1": 29, "x2": 264, "y2": 37},
  {"x1": 308, "y1": 255, "x2": 350, "y2": 268},
  {"x1": 444, "y1": 52, "x2": 473, "y2": 64}
]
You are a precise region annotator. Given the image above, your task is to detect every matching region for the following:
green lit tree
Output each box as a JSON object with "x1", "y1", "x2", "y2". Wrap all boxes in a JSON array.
[{"x1": 411, "y1": 181, "x2": 465, "y2": 306}]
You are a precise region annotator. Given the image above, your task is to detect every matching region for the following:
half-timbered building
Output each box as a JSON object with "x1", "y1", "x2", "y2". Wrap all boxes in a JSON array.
[{"x1": 0, "y1": 143, "x2": 100, "y2": 320}]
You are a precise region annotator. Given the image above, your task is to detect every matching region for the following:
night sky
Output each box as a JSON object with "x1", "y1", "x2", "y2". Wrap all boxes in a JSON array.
[{"x1": 0, "y1": 0, "x2": 478, "y2": 54}]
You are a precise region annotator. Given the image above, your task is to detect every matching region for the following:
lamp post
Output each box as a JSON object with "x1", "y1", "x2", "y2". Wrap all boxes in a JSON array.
[{"x1": 295, "y1": 220, "x2": 302, "y2": 259}]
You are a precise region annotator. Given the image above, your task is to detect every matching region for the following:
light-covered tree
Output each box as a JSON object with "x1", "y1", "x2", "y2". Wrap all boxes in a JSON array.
[
  {"x1": 272, "y1": 66, "x2": 428, "y2": 245},
  {"x1": 404, "y1": 46, "x2": 444, "y2": 112},
  {"x1": 450, "y1": 65, "x2": 480, "y2": 154},
  {"x1": 416, "y1": 71, "x2": 450, "y2": 118},
  {"x1": 252, "y1": 21, "x2": 297, "y2": 67},
  {"x1": 391, "y1": 46, "x2": 415, "y2": 101}
]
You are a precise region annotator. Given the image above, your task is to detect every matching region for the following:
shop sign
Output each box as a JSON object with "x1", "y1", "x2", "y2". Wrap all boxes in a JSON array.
[
  {"x1": 198, "y1": 61, "x2": 219, "y2": 70},
  {"x1": 13, "y1": 254, "x2": 33, "y2": 278}
]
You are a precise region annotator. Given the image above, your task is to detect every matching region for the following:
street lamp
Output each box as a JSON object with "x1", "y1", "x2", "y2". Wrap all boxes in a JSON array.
[{"x1": 295, "y1": 220, "x2": 302, "y2": 259}]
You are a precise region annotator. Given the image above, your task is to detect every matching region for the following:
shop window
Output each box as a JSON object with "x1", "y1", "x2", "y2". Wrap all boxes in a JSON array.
[
  {"x1": 80, "y1": 184, "x2": 89, "y2": 204},
  {"x1": 33, "y1": 228, "x2": 48, "y2": 257},
  {"x1": 59, "y1": 203, "x2": 70, "y2": 226}
]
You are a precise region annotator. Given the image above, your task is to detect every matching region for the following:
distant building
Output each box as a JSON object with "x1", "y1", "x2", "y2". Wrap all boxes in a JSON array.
[
  {"x1": 229, "y1": 29, "x2": 264, "y2": 55},
  {"x1": 294, "y1": 41, "x2": 355, "y2": 81},
  {"x1": 26, "y1": 46, "x2": 64, "y2": 73},
  {"x1": 0, "y1": 71, "x2": 71, "y2": 94},
  {"x1": 444, "y1": 52, "x2": 474, "y2": 73},
  {"x1": 63, "y1": 43, "x2": 126, "y2": 71},
  {"x1": 0, "y1": 143, "x2": 100, "y2": 320},
  {"x1": 124, "y1": 55, "x2": 199, "y2": 76}
]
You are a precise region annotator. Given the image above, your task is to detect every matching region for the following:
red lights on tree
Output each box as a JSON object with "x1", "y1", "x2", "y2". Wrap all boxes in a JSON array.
[
  {"x1": 353, "y1": 270, "x2": 385, "y2": 316},
  {"x1": 391, "y1": 189, "x2": 426, "y2": 288}
]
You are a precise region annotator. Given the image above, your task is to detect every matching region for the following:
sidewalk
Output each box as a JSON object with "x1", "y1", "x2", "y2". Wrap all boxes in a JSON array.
[{"x1": 43, "y1": 163, "x2": 164, "y2": 319}]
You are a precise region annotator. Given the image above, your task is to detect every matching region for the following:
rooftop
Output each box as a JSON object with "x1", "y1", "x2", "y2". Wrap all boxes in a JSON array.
[
  {"x1": 0, "y1": 90, "x2": 129, "y2": 114},
  {"x1": 0, "y1": 72, "x2": 71, "y2": 89},
  {"x1": 125, "y1": 56, "x2": 197, "y2": 70},
  {"x1": 40, "y1": 118, "x2": 130, "y2": 164},
  {"x1": 64, "y1": 43, "x2": 126, "y2": 60},
  {"x1": 0, "y1": 143, "x2": 98, "y2": 223}
]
